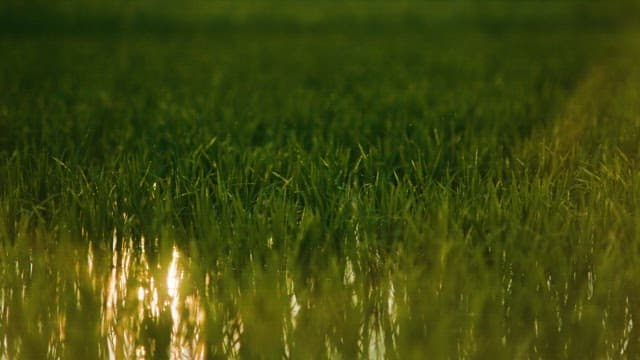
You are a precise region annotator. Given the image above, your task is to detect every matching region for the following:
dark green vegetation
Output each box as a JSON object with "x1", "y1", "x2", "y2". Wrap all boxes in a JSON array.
[{"x1": 1, "y1": 1, "x2": 640, "y2": 358}]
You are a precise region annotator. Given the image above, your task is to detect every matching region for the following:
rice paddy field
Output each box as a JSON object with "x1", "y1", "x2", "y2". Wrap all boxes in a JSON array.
[{"x1": 1, "y1": 1, "x2": 640, "y2": 358}]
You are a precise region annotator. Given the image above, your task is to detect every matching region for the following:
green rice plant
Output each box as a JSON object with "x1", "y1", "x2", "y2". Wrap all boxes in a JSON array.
[{"x1": 1, "y1": 1, "x2": 639, "y2": 358}]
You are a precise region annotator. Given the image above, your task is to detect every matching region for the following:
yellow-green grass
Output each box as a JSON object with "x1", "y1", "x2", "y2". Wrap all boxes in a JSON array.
[{"x1": 1, "y1": 2, "x2": 639, "y2": 358}]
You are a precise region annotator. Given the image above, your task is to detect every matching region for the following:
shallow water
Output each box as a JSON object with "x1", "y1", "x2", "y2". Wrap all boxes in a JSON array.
[
  {"x1": 0, "y1": 232, "x2": 404, "y2": 359},
  {"x1": 3, "y1": 229, "x2": 637, "y2": 359}
]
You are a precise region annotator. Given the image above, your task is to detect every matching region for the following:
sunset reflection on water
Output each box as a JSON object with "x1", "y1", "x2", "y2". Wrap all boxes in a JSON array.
[
  {"x1": 0, "y1": 231, "x2": 401, "y2": 359},
  {"x1": 100, "y1": 234, "x2": 206, "y2": 359}
]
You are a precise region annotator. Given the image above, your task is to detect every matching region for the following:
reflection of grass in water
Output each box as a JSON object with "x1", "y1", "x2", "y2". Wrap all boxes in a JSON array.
[{"x1": 1, "y1": 1, "x2": 640, "y2": 358}]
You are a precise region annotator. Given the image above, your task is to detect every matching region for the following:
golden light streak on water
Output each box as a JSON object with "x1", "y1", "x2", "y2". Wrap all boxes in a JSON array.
[
  {"x1": 103, "y1": 231, "x2": 131, "y2": 360},
  {"x1": 167, "y1": 247, "x2": 181, "y2": 301},
  {"x1": 286, "y1": 275, "x2": 301, "y2": 331},
  {"x1": 367, "y1": 319, "x2": 386, "y2": 360},
  {"x1": 166, "y1": 246, "x2": 207, "y2": 360},
  {"x1": 2, "y1": 335, "x2": 8, "y2": 360},
  {"x1": 99, "y1": 236, "x2": 208, "y2": 359},
  {"x1": 87, "y1": 241, "x2": 94, "y2": 275},
  {"x1": 222, "y1": 314, "x2": 244, "y2": 358},
  {"x1": 387, "y1": 278, "x2": 399, "y2": 353},
  {"x1": 344, "y1": 257, "x2": 359, "y2": 308},
  {"x1": 150, "y1": 278, "x2": 160, "y2": 319},
  {"x1": 620, "y1": 297, "x2": 634, "y2": 356},
  {"x1": 0, "y1": 286, "x2": 6, "y2": 359}
]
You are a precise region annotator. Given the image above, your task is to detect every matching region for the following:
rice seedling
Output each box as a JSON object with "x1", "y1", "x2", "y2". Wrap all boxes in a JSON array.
[{"x1": 1, "y1": 1, "x2": 639, "y2": 358}]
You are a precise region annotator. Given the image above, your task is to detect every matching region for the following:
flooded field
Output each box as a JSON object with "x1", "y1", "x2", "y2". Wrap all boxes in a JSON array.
[
  {"x1": 1, "y1": 232, "x2": 404, "y2": 358},
  {"x1": 1, "y1": 1, "x2": 640, "y2": 358},
  {"x1": 2, "y1": 209, "x2": 638, "y2": 359}
]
